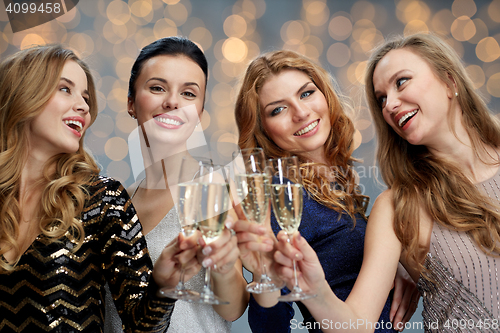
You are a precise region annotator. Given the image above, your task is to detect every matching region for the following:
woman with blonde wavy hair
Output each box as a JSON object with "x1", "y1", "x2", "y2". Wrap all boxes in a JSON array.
[
  {"x1": 233, "y1": 49, "x2": 418, "y2": 332},
  {"x1": 0, "y1": 44, "x2": 202, "y2": 332},
  {"x1": 272, "y1": 33, "x2": 500, "y2": 332}
]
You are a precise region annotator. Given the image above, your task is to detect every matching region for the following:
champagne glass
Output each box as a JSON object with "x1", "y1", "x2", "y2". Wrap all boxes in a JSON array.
[
  {"x1": 158, "y1": 156, "x2": 202, "y2": 301},
  {"x1": 267, "y1": 156, "x2": 317, "y2": 302},
  {"x1": 195, "y1": 161, "x2": 231, "y2": 305},
  {"x1": 232, "y1": 148, "x2": 283, "y2": 293}
]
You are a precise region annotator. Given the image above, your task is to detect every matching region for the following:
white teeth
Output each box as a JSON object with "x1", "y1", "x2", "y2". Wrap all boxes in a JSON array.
[
  {"x1": 64, "y1": 120, "x2": 83, "y2": 132},
  {"x1": 156, "y1": 117, "x2": 182, "y2": 126},
  {"x1": 398, "y1": 110, "x2": 418, "y2": 127},
  {"x1": 294, "y1": 120, "x2": 319, "y2": 136}
]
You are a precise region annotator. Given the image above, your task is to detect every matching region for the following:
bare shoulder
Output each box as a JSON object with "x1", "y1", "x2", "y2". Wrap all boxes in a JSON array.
[{"x1": 372, "y1": 189, "x2": 394, "y2": 211}]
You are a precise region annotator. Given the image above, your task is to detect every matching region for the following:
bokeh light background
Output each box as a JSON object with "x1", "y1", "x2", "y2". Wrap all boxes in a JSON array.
[{"x1": 1, "y1": 1, "x2": 500, "y2": 332}]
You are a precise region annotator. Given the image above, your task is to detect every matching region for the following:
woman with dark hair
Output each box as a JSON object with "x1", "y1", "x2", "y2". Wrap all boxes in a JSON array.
[
  {"x1": 233, "y1": 49, "x2": 418, "y2": 332},
  {"x1": 0, "y1": 44, "x2": 200, "y2": 332},
  {"x1": 273, "y1": 33, "x2": 500, "y2": 332},
  {"x1": 105, "y1": 37, "x2": 247, "y2": 333}
]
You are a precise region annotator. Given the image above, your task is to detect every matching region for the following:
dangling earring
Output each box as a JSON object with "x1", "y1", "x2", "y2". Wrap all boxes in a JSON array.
[{"x1": 455, "y1": 92, "x2": 458, "y2": 97}]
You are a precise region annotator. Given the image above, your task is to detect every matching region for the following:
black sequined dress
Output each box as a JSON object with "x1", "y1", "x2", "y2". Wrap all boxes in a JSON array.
[{"x1": 0, "y1": 177, "x2": 175, "y2": 332}]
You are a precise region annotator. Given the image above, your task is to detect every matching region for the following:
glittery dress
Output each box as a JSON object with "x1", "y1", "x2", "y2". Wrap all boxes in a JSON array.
[
  {"x1": 0, "y1": 176, "x2": 175, "y2": 333},
  {"x1": 104, "y1": 182, "x2": 231, "y2": 333},
  {"x1": 417, "y1": 172, "x2": 500, "y2": 332},
  {"x1": 248, "y1": 189, "x2": 395, "y2": 333}
]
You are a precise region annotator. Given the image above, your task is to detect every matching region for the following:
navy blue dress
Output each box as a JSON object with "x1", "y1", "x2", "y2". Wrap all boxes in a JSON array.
[{"x1": 248, "y1": 188, "x2": 395, "y2": 332}]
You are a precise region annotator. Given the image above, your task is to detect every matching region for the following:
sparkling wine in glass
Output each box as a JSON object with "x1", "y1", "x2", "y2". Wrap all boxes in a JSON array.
[
  {"x1": 157, "y1": 156, "x2": 202, "y2": 302},
  {"x1": 232, "y1": 148, "x2": 283, "y2": 293},
  {"x1": 268, "y1": 156, "x2": 317, "y2": 302},
  {"x1": 195, "y1": 161, "x2": 231, "y2": 305}
]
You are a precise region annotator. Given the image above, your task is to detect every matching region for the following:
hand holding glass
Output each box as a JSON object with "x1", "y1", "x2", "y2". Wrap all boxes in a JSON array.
[
  {"x1": 232, "y1": 148, "x2": 283, "y2": 293},
  {"x1": 267, "y1": 156, "x2": 317, "y2": 302},
  {"x1": 157, "y1": 157, "x2": 201, "y2": 302},
  {"x1": 195, "y1": 161, "x2": 231, "y2": 305}
]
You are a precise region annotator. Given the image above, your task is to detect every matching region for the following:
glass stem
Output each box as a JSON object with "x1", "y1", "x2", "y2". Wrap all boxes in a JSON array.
[
  {"x1": 203, "y1": 266, "x2": 212, "y2": 294},
  {"x1": 291, "y1": 259, "x2": 303, "y2": 294},
  {"x1": 176, "y1": 268, "x2": 186, "y2": 291},
  {"x1": 259, "y1": 251, "x2": 269, "y2": 282}
]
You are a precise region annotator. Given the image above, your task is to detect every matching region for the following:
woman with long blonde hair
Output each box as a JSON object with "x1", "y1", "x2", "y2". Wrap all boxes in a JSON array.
[
  {"x1": 0, "y1": 44, "x2": 201, "y2": 332},
  {"x1": 234, "y1": 50, "x2": 417, "y2": 332},
  {"x1": 273, "y1": 33, "x2": 500, "y2": 332}
]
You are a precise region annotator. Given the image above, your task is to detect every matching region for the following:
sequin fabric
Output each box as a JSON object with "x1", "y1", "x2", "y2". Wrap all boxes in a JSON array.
[
  {"x1": 248, "y1": 189, "x2": 395, "y2": 333},
  {"x1": 417, "y1": 172, "x2": 500, "y2": 332},
  {"x1": 0, "y1": 177, "x2": 175, "y2": 332},
  {"x1": 105, "y1": 206, "x2": 231, "y2": 332}
]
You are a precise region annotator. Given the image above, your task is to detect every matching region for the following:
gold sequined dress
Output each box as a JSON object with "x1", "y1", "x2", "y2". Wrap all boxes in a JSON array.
[
  {"x1": 0, "y1": 177, "x2": 175, "y2": 332},
  {"x1": 417, "y1": 172, "x2": 500, "y2": 332}
]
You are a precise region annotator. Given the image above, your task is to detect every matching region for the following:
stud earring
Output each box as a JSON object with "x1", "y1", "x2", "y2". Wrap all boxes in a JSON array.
[
  {"x1": 455, "y1": 92, "x2": 458, "y2": 97},
  {"x1": 129, "y1": 110, "x2": 136, "y2": 119}
]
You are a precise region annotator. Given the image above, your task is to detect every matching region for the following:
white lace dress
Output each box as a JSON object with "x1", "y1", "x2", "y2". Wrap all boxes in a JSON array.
[{"x1": 104, "y1": 183, "x2": 231, "y2": 333}]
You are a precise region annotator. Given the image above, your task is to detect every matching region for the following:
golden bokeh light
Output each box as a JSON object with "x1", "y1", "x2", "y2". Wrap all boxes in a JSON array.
[
  {"x1": 56, "y1": 7, "x2": 80, "y2": 27},
  {"x1": 451, "y1": 16, "x2": 476, "y2": 42},
  {"x1": 153, "y1": 18, "x2": 177, "y2": 39},
  {"x1": 133, "y1": 27, "x2": 156, "y2": 49},
  {"x1": 103, "y1": 21, "x2": 128, "y2": 44},
  {"x1": 404, "y1": 20, "x2": 429, "y2": 35},
  {"x1": 452, "y1": 0, "x2": 477, "y2": 18},
  {"x1": 216, "y1": 132, "x2": 239, "y2": 157},
  {"x1": 431, "y1": 9, "x2": 455, "y2": 35},
  {"x1": 190, "y1": 26, "x2": 213, "y2": 51},
  {"x1": 91, "y1": 114, "x2": 115, "y2": 138},
  {"x1": 329, "y1": 16, "x2": 353, "y2": 41},
  {"x1": 327, "y1": 42, "x2": 350, "y2": 68},
  {"x1": 200, "y1": 109, "x2": 211, "y2": 130},
  {"x1": 212, "y1": 61, "x2": 232, "y2": 83},
  {"x1": 107, "y1": 87, "x2": 128, "y2": 113},
  {"x1": 68, "y1": 33, "x2": 94, "y2": 57},
  {"x1": 352, "y1": 19, "x2": 377, "y2": 42},
  {"x1": 20, "y1": 34, "x2": 46, "y2": 49},
  {"x1": 116, "y1": 111, "x2": 138, "y2": 135},
  {"x1": 2, "y1": 0, "x2": 500, "y2": 188},
  {"x1": 164, "y1": 2, "x2": 189, "y2": 26},
  {"x1": 130, "y1": 0, "x2": 153, "y2": 19},
  {"x1": 0, "y1": 32, "x2": 8, "y2": 55},
  {"x1": 211, "y1": 83, "x2": 236, "y2": 107},
  {"x1": 487, "y1": 73, "x2": 500, "y2": 98},
  {"x1": 476, "y1": 37, "x2": 500, "y2": 62},
  {"x1": 281, "y1": 20, "x2": 310, "y2": 45},
  {"x1": 397, "y1": 0, "x2": 431, "y2": 24},
  {"x1": 245, "y1": 40, "x2": 260, "y2": 61},
  {"x1": 466, "y1": 64, "x2": 486, "y2": 89},
  {"x1": 115, "y1": 57, "x2": 135, "y2": 82},
  {"x1": 351, "y1": 1, "x2": 376, "y2": 22},
  {"x1": 468, "y1": 19, "x2": 489, "y2": 44},
  {"x1": 283, "y1": 42, "x2": 307, "y2": 56},
  {"x1": 222, "y1": 37, "x2": 248, "y2": 63},
  {"x1": 106, "y1": 1, "x2": 131, "y2": 25},
  {"x1": 303, "y1": 1, "x2": 330, "y2": 27},
  {"x1": 489, "y1": 0, "x2": 500, "y2": 23},
  {"x1": 353, "y1": 129, "x2": 362, "y2": 150},
  {"x1": 105, "y1": 137, "x2": 129, "y2": 161},
  {"x1": 106, "y1": 160, "x2": 131, "y2": 184},
  {"x1": 224, "y1": 15, "x2": 247, "y2": 38}
]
